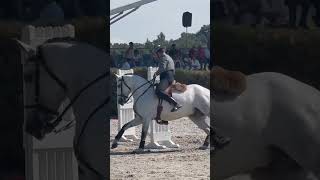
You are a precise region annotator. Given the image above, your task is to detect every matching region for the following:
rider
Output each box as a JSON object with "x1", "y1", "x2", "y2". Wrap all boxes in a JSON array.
[{"x1": 153, "y1": 47, "x2": 182, "y2": 113}]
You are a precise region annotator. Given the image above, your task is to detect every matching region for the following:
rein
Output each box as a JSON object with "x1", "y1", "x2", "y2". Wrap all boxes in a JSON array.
[
  {"x1": 118, "y1": 74, "x2": 157, "y2": 120},
  {"x1": 24, "y1": 46, "x2": 68, "y2": 118},
  {"x1": 118, "y1": 74, "x2": 156, "y2": 104}
]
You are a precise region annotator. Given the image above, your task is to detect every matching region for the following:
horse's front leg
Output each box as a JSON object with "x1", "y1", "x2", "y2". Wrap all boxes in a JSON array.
[
  {"x1": 134, "y1": 118, "x2": 151, "y2": 153},
  {"x1": 111, "y1": 118, "x2": 142, "y2": 149}
]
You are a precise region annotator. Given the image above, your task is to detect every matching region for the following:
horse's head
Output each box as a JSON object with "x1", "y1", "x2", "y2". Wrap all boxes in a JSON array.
[
  {"x1": 115, "y1": 74, "x2": 134, "y2": 106},
  {"x1": 16, "y1": 40, "x2": 67, "y2": 139}
]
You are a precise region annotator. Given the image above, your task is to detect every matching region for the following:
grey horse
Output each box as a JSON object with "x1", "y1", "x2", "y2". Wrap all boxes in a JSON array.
[{"x1": 212, "y1": 68, "x2": 320, "y2": 180}]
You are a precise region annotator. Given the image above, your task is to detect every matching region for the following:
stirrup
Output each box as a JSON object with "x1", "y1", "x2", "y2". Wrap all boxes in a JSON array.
[{"x1": 156, "y1": 119, "x2": 168, "y2": 125}]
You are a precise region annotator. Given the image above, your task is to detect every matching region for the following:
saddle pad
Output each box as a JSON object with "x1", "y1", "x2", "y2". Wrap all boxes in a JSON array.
[{"x1": 211, "y1": 66, "x2": 247, "y2": 96}]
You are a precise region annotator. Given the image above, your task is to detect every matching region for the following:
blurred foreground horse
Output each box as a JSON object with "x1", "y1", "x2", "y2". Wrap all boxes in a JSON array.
[
  {"x1": 212, "y1": 66, "x2": 320, "y2": 180},
  {"x1": 17, "y1": 39, "x2": 109, "y2": 180}
]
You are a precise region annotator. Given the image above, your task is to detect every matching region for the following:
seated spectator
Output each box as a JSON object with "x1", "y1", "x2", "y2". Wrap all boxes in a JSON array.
[
  {"x1": 190, "y1": 58, "x2": 201, "y2": 70},
  {"x1": 121, "y1": 59, "x2": 131, "y2": 70}
]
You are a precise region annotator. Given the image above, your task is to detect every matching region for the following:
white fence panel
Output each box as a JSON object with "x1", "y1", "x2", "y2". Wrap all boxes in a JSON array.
[
  {"x1": 116, "y1": 69, "x2": 137, "y2": 141},
  {"x1": 21, "y1": 25, "x2": 78, "y2": 180}
]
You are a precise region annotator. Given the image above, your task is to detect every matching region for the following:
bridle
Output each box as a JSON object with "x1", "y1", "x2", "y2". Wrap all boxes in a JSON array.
[
  {"x1": 24, "y1": 46, "x2": 69, "y2": 136},
  {"x1": 23, "y1": 45, "x2": 110, "y2": 178},
  {"x1": 117, "y1": 74, "x2": 156, "y2": 105}
]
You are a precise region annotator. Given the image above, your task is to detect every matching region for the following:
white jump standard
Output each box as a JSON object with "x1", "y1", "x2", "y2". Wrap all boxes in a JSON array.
[
  {"x1": 116, "y1": 69, "x2": 138, "y2": 142},
  {"x1": 145, "y1": 67, "x2": 179, "y2": 149}
]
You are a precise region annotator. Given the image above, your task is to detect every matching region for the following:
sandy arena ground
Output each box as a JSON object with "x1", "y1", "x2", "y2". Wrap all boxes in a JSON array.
[{"x1": 110, "y1": 118, "x2": 210, "y2": 180}]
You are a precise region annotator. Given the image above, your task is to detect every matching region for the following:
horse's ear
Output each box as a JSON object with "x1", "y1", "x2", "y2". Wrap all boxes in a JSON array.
[{"x1": 14, "y1": 39, "x2": 36, "y2": 57}]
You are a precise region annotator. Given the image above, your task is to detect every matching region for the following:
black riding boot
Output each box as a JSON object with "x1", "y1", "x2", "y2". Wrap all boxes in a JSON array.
[{"x1": 156, "y1": 90, "x2": 182, "y2": 112}]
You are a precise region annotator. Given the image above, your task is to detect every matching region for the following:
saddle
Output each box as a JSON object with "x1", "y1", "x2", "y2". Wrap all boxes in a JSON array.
[
  {"x1": 165, "y1": 80, "x2": 187, "y2": 96},
  {"x1": 155, "y1": 81, "x2": 187, "y2": 125},
  {"x1": 211, "y1": 66, "x2": 247, "y2": 100}
]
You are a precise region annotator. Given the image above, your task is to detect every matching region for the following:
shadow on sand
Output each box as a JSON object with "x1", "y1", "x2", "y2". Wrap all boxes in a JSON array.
[{"x1": 110, "y1": 149, "x2": 182, "y2": 156}]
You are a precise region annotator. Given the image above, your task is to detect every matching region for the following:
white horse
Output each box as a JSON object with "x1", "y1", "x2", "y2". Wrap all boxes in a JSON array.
[
  {"x1": 16, "y1": 39, "x2": 108, "y2": 180},
  {"x1": 111, "y1": 74, "x2": 211, "y2": 152},
  {"x1": 212, "y1": 69, "x2": 320, "y2": 180}
]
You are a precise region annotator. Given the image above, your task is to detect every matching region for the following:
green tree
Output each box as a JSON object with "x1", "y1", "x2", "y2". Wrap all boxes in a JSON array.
[{"x1": 153, "y1": 32, "x2": 168, "y2": 47}]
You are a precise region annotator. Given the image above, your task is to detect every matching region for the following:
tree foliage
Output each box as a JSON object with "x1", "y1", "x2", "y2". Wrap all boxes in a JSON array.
[{"x1": 110, "y1": 24, "x2": 210, "y2": 51}]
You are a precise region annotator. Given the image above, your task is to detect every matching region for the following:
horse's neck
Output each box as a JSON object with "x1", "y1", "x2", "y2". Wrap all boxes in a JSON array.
[{"x1": 130, "y1": 75, "x2": 154, "y2": 100}]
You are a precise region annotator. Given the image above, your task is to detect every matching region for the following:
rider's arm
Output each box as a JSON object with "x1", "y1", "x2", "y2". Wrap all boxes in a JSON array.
[{"x1": 157, "y1": 56, "x2": 167, "y2": 74}]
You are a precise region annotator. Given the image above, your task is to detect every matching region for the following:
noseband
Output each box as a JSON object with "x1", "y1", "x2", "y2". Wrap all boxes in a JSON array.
[
  {"x1": 24, "y1": 46, "x2": 69, "y2": 136},
  {"x1": 118, "y1": 75, "x2": 132, "y2": 103}
]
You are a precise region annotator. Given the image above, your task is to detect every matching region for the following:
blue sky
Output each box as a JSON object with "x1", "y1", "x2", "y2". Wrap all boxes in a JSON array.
[{"x1": 110, "y1": 0, "x2": 210, "y2": 43}]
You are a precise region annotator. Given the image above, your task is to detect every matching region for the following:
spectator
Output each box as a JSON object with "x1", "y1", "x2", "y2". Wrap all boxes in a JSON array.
[
  {"x1": 133, "y1": 49, "x2": 142, "y2": 67},
  {"x1": 189, "y1": 46, "x2": 197, "y2": 59},
  {"x1": 168, "y1": 44, "x2": 181, "y2": 61},
  {"x1": 190, "y1": 58, "x2": 201, "y2": 70},
  {"x1": 204, "y1": 46, "x2": 210, "y2": 70},
  {"x1": 125, "y1": 42, "x2": 135, "y2": 67},
  {"x1": 197, "y1": 45, "x2": 206, "y2": 70}
]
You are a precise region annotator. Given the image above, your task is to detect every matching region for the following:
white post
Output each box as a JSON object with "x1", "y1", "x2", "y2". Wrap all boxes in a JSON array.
[
  {"x1": 145, "y1": 67, "x2": 179, "y2": 149},
  {"x1": 21, "y1": 25, "x2": 78, "y2": 180},
  {"x1": 116, "y1": 69, "x2": 138, "y2": 141}
]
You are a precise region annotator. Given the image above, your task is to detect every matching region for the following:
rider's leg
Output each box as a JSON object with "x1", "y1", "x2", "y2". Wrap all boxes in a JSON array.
[
  {"x1": 156, "y1": 73, "x2": 182, "y2": 112},
  {"x1": 155, "y1": 89, "x2": 182, "y2": 112}
]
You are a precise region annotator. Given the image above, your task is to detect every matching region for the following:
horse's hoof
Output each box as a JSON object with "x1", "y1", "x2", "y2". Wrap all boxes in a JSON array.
[
  {"x1": 111, "y1": 143, "x2": 118, "y2": 149},
  {"x1": 199, "y1": 145, "x2": 209, "y2": 150}
]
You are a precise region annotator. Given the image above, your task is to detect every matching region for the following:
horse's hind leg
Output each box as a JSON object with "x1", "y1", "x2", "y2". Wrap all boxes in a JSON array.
[
  {"x1": 188, "y1": 112, "x2": 210, "y2": 149},
  {"x1": 111, "y1": 118, "x2": 142, "y2": 149}
]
